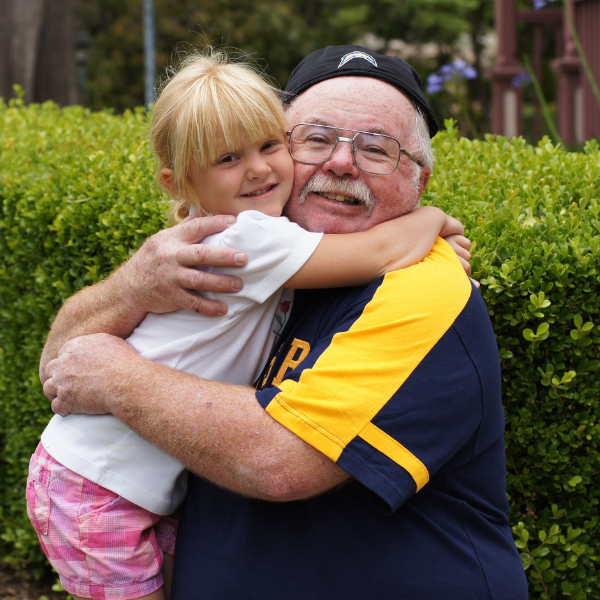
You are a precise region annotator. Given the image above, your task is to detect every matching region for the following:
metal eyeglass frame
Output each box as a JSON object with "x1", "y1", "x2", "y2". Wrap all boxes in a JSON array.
[{"x1": 286, "y1": 123, "x2": 424, "y2": 174}]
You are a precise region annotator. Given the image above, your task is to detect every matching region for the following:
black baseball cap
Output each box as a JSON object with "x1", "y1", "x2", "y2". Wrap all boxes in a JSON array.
[{"x1": 283, "y1": 45, "x2": 438, "y2": 138}]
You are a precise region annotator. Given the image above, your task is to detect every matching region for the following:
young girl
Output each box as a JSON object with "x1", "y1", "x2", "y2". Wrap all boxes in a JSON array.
[{"x1": 27, "y1": 51, "x2": 466, "y2": 600}]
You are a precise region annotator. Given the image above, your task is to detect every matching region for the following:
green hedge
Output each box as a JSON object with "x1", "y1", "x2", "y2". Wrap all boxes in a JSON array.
[
  {"x1": 1, "y1": 98, "x2": 600, "y2": 599},
  {"x1": 0, "y1": 96, "x2": 165, "y2": 580}
]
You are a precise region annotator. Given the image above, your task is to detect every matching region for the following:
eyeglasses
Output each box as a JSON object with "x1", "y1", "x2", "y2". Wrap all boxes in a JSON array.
[{"x1": 286, "y1": 123, "x2": 423, "y2": 175}]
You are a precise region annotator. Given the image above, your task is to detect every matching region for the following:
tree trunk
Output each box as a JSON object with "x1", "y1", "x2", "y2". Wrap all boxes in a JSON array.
[
  {"x1": 36, "y1": 0, "x2": 80, "y2": 104},
  {"x1": 468, "y1": 1, "x2": 492, "y2": 133},
  {"x1": 0, "y1": 0, "x2": 10, "y2": 100},
  {"x1": 0, "y1": 0, "x2": 79, "y2": 105}
]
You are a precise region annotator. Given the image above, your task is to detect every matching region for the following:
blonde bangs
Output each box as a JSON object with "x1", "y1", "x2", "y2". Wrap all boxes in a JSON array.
[
  {"x1": 150, "y1": 50, "x2": 288, "y2": 223},
  {"x1": 188, "y1": 67, "x2": 288, "y2": 170}
]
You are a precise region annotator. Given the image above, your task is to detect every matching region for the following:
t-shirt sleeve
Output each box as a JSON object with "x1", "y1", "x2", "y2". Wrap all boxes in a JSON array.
[
  {"x1": 207, "y1": 211, "x2": 323, "y2": 305},
  {"x1": 255, "y1": 240, "x2": 496, "y2": 514}
]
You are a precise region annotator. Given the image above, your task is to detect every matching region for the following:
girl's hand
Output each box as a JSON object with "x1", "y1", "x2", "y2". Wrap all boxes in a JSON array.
[
  {"x1": 443, "y1": 233, "x2": 480, "y2": 288},
  {"x1": 438, "y1": 212, "x2": 480, "y2": 288},
  {"x1": 439, "y1": 213, "x2": 465, "y2": 240},
  {"x1": 443, "y1": 233, "x2": 471, "y2": 274}
]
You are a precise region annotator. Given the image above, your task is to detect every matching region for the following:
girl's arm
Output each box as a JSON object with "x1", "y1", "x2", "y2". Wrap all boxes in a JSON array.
[{"x1": 285, "y1": 206, "x2": 467, "y2": 289}]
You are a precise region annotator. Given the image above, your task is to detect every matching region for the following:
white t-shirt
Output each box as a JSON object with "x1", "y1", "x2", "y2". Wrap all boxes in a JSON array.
[{"x1": 42, "y1": 211, "x2": 323, "y2": 515}]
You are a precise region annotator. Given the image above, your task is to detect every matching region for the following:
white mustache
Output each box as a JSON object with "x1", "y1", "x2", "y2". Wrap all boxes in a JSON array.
[{"x1": 298, "y1": 173, "x2": 377, "y2": 216}]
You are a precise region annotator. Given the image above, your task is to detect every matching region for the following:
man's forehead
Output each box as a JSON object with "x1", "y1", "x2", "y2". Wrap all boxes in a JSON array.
[
  {"x1": 300, "y1": 117, "x2": 396, "y2": 138},
  {"x1": 288, "y1": 77, "x2": 414, "y2": 138},
  {"x1": 295, "y1": 75, "x2": 408, "y2": 98}
]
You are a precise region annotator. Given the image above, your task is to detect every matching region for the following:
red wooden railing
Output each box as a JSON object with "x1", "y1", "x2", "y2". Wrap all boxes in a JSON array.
[{"x1": 489, "y1": 0, "x2": 600, "y2": 144}]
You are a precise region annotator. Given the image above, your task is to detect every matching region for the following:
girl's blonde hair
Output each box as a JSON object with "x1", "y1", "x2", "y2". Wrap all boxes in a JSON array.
[{"x1": 150, "y1": 50, "x2": 288, "y2": 223}]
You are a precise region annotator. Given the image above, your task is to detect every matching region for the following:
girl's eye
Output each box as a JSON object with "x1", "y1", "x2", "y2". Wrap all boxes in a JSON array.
[
  {"x1": 262, "y1": 141, "x2": 277, "y2": 151},
  {"x1": 218, "y1": 154, "x2": 237, "y2": 164}
]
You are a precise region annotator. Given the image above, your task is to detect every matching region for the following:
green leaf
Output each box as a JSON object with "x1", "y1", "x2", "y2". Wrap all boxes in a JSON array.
[
  {"x1": 536, "y1": 322, "x2": 549, "y2": 336},
  {"x1": 538, "y1": 559, "x2": 551, "y2": 571},
  {"x1": 523, "y1": 329, "x2": 535, "y2": 341},
  {"x1": 541, "y1": 569, "x2": 555, "y2": 582}
]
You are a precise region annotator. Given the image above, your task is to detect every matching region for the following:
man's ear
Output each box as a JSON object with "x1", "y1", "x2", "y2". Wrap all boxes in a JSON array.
[
  {"x1": 419, "y1": 167, "x2": 431, "y2": 194},
  {"x1": 160, "y1": 168, "x2": 177, "y2": 195}
]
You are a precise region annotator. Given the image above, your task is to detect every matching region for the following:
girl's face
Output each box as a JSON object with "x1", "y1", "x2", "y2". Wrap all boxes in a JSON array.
[{"x1": 188, "y1": 132, "x2": 294, "y2": 217}]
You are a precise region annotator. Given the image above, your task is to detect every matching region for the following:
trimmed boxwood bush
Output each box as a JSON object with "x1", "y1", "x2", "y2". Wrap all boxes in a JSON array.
[
  {"x1": 0, "y1": 95, "x2": 165, "y2": 580},
  {"x1": 1, "y1": 97, "x2": 599, "y2": 599}
]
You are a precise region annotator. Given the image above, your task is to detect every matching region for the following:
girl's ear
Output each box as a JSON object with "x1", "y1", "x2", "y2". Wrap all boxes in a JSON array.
[{"x1": 160, "y1": 168, "x2": 177, "y2": 195}]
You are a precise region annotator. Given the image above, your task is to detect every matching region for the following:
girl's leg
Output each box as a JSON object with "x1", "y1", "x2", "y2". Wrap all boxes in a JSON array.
[
  {"x1": 71, "y1": 553, "x2": 173, "y2": 600},
  {"x1": 72, "y1": 590, "x2": 166, "y2": 600},
  {"x1": 29, "y1": 444, "x2": 174, "y2": 600},
  {"x1": 162, "y1": 552, "x2": 175, "y2": 600}
]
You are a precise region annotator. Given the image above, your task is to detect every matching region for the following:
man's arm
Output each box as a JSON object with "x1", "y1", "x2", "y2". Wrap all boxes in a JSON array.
[
  {"x1": 40, "y1": 215, "x2": 248, "y2": 382},
  {"x1": 44, "y1": 334, "x2": 350, "y2": 501}
]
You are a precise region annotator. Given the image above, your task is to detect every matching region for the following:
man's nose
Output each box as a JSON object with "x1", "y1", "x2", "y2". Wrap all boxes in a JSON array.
[{"x1": 321, "y1": 140, "x2": 360, "y2": 178}]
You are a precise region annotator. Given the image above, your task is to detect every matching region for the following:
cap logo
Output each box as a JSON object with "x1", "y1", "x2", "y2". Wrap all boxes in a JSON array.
[{"x1": 338, "y1": 51, "x2": 378, "y2": 69}]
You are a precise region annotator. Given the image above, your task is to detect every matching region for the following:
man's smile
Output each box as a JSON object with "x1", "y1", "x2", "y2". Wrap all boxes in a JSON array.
[
  {"x1": 318, "y1": 192, "x2": 362, "y2": 206},
  {"x1": 297, "y1": 173, "x2": 376, "y2": 215}
]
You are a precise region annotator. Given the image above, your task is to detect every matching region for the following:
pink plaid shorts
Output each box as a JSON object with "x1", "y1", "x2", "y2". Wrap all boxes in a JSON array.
[{"x1": 26, "y1": 442, "x2": 179, "y2": 600}]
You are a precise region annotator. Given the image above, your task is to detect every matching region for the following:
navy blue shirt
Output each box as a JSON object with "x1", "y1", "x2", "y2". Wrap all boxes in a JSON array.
[{"x1": 172, "y1": 241, "x2": 528, "y2": 599}]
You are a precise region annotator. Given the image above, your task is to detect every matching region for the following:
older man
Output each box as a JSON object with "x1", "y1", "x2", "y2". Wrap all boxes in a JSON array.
[{"x1": 42, "y1": 46, "x2": 527, "y2": 598}]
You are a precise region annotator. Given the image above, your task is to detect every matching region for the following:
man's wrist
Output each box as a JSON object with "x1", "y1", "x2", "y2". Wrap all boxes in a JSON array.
[
  {"x1": 106, "y1": 262, "x2": 151, "y2": 326},
  {"x1": 101, "y1": 349, "x2": 161, "y2": 419}
]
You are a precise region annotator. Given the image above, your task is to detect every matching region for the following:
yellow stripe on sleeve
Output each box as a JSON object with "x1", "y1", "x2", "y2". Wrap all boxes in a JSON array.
[
  {"x1": 265, "y1": 238, "x2": 472, "y2": 467},
  {"x1": 359, "y1": 422, "x2": 429, "y2": 491},
  {"x1": 267, "y1": 378, "x2": 346, "y2": 461}
]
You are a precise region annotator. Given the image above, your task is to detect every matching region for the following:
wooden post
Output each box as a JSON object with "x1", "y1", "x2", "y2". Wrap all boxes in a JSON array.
[
  {"x1": 489, "y1": 0, "x2": 523, "y2": 137},
  {"x1": 576, "y1": 0, "x2": 600, "y2": 141},
  {"x1": 533, "y1": 23, "x2": 544, "y2": 140},
  {"x1": 551, "y1": 0, "x2": 581, "y2": 145}
]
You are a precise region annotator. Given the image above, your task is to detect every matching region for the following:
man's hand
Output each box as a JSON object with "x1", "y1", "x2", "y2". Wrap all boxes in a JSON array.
[
  {"x1": 43, "y1": 334, "x2": 349, "y2": 501},
  {"x1": 44, "y1": 334, "x2": 138, "y2": 417},
  {"x1": 40, "y1": 214, "x2": 249, "y2": 380},
  {"x1": 118, "y1": 214, "x2": 248, "y2": 317}
]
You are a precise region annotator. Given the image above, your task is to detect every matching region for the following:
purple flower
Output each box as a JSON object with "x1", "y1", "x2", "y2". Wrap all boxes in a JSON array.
[
  {"x1": 426, "y1": 59, "x2": 478, "y2": 94},
  {"x1": 426, "y1": 73, "x2": 445, "y2": 94},
  {"x1": 533, "y1": 0, "x2": 557, "y2": 9},
  {"x1": 512, "y1": 71, "x2": 532, "y2": 89},
  {"x1": 451, "y1": 59, "x2": 477, "y2": 79},
  {"x1": 460, "y1": 65, "x2": 478, "y2": 80},
  {"x1": 439, "y1": 64, "x2": 454, "y2": 80}
]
